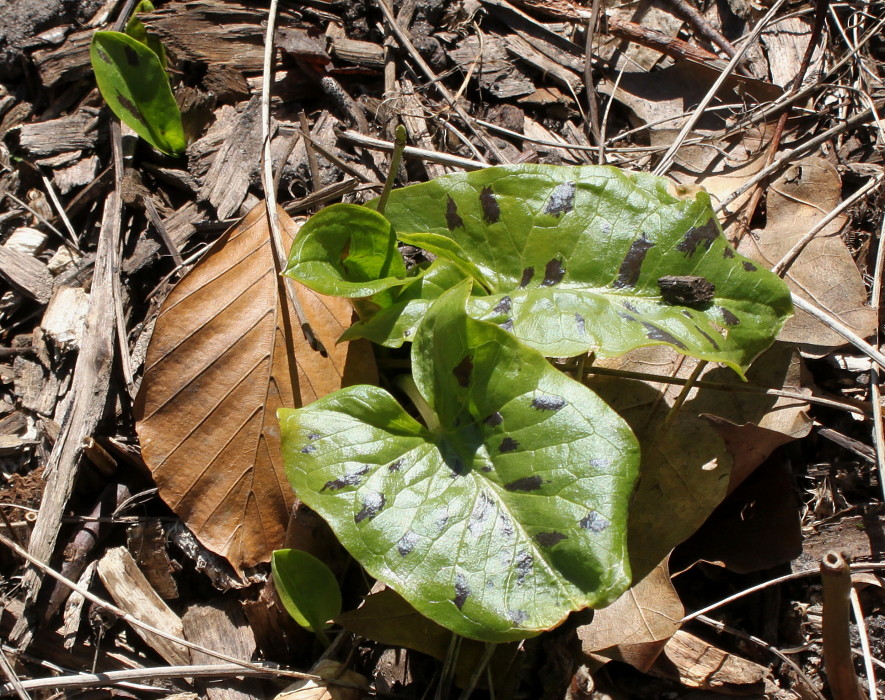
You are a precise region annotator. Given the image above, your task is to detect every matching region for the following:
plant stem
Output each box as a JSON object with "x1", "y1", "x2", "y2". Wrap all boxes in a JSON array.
[
  {"x1": 376, "y1": 124, "x2": 407, "y2": 215},
  {"x1": 395, "y1": 375, "x2": 439, "y2": 431},
  {"x1": 821, "y1": 551, "x2": 864, "y2": 700}
]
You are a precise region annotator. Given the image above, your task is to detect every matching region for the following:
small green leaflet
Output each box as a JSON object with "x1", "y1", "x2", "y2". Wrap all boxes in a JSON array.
[
  {"x1": 90, "y1": 31, "x2": 185, "y2": 155},
  {"x1": 271, "y1": 549, "x2": 342, "y2": 635},
  {"x1": 279, "y1": 283, "x2": 639, "y2": 642},
  {"x1": 124, "y1": 1, "x2": 167, "y2": 68}
]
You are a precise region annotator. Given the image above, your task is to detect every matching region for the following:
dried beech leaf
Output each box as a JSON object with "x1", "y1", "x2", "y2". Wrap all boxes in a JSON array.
[{"x1": 136, "y1": 203, "x2": 376, "y2": 571}]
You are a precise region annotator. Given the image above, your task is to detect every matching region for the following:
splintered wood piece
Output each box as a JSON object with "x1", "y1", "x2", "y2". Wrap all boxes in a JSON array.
[
  {"x1": 182, "y1": 601, "x2": 263, "y2": 700},
  {"x1": 96, "y1": 546, "x2": 190, "y2": 666},
  {"x1": 7, "y1": 109, "x2": 99, "y2": 159},
  {"x1": 0, "y1": 244, "x2": 53, "y2": 303},
  {"x1": 652, "y1": 630, "x2": 767, "y2": 691},
  {"x1": 127, "y1": 520, "x2": 179, "y2": 600}
]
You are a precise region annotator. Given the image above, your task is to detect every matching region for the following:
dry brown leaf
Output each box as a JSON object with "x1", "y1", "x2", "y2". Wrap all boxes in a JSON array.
[
  {"x1": 135, "y1": 203, "x2": 376, "y2": 572},
  {"x1": 276, "y1": 660, "x2": 368, "y2": 700},
  {"x1": 578, "y1": 556, "x2": 683, "y2": 672},
  {"x1": 651, "y1": 630, "x2": 768, "y2": 691},
  {"x1": 739, "y1": 157, "x2": 877, "y2": 353}
]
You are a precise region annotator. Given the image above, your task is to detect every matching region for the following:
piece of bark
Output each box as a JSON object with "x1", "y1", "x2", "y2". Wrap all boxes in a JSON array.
[
  {"x1": 198, "y1": 96, "x2": 266, "y2": 219},
  {"x1": 44, "y1": 483, "x2": 131, "y2": 621},
  {"x1": 6, "y1": 109, "x2": 99, "y2": 159},
  {"x1": 650, "y1": 630, "x2": 767, "y2": 691},
  {"x1": 166, "y1": 521, "x2": 250, "y2": 591},
  {"x1": 449, "y1": 34, "x2": 535, "y2": 100},
  {"x1": 0, "y1": 244, "x2": 53, "y2": 303},
  {"x1": 394, "y1": 80, "x2": 448, "y2": 179},
  {"x1": 96, "y1": 546, "x2": 190, "y2": 666},
  {"x1": 127, "y1": 519, "x2": 179, "y2": 600},
  {"x1": 125, "y1": 201, "x2": 202, "y2": 274},
  {"x1": 10, "y1": 192, "x2": 121, "y2": 648},
  {"x1": 6, "y1": 227, "x2": 48, "y2": 257},
  {"x1": 505, "y1": 33, "x2": 583, "y2": 93},
  {"x1": 31, "y1": 30, "x2": 93, "y2": 88},
  {"x1": 13, "y1": 356, "x2": 59, "y2": 417},
  {"x1": 53, "y1": 155, "x2": 100, "y2": 195},
  {"x1": 62, "y1": 561, "x2": 96, "y2": 649},
  {"x1": 330, "y1": 36, "x2": 385, "y2": 68},
  {"x1": 41, "y1": 286, "x2": 90, "y2": 351},
  {"x1": 182, "y1": 601, "x2": 264, "y2": 700}
]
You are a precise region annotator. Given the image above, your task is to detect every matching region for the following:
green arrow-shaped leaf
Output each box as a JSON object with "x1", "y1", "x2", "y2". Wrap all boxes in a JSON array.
[
  {"x1": 90, "y1": 31, "x2": 185, "y2": 155},
  {"x1": 280, "y1": 283, "x2": 639, "y2": 642},
  {"x1": 377, "y1": 165, "x2": 792, "y2": 374}
]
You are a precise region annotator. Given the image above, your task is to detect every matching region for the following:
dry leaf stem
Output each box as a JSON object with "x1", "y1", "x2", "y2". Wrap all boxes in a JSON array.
[{"x1": 820, "y1": 551, "x2": 864, "y2": 700}]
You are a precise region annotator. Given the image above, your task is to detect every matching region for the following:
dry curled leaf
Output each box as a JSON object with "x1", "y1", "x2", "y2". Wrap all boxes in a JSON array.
[{"x1": 135, "y1": 203, "x2": 376, "y2": 572}]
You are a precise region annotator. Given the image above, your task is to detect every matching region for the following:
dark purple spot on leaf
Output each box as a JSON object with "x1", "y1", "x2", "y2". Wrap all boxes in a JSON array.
[
  {"x1": 354, "y1": 492, "x2": 385, "y2": 523},
  {"x1": 300, "y1": 444, "x2": 317, "y2": 454},
  {"x1": 499, "y1": 437, "x2": 519, "y2": 453},
  {"x1": 614, "y1": 235, "x2": 655, "y2": 288},
  {"x1": 481, "y1": 465, "x2": 493, "y2": 472},
  {"x1": 95, "y1": 44, "x2": 112, "y2": 64},
  {"x1": 124, "y1": 44, "x2": 140, "y2": 66},
  {"x1": 515, "y1": 550, "x2": 533, "y2": 584},
  {"x1": 397, "y1": 530, "x2": 419, "y2": 556},
  {"x1": 388, "y1": 458, "x2": 404, "y2": 472},
  {"x1": 657, "y1": 275, "x2": 715, "y2": 307},
  {"x1": 743, "y1": 261, "x2": 757, "y2": 272},
  {"x1": 531, "y1": 395, "x2": 567, "y2": 411},
  {"x1": 676, "y1": 219, "x2": 719, "y2": 257},
  {"x1": 498, "y1": 512, "x2": 514, "y2": 537},
  {"x1": 541, "y1": 258, "x2": 565, "y2": 286},
  {"x1": 545, "y1": 181, "x2": 576, "y2": 216},
  {"x1": 504, "y1": 475, "x2": 543, "y2": 491},
  {"x1": 694, "y1": 325, "x2": 720, "y2": 350},
  {"x1": 508, "y1": 609, "x2": 529, "y2": 624},
  {"x1": 446, "y1": 195, "x2": 464, "y2": 230},
  {"x1": 641, "y1": 321, "x2": 687, "y2": 350},
  {"x1": 589, "y1": 458, "x2": 611, "y2": 468},
  {"x1": 535, "y1": 531, "x2": 567, "y2": 547},
  {"x1": 723, "y1": 247, "x2": 735, "y2": 259},
  {"x1": 480, "y1": 186, "x2": 500, "y2": 223},
  {"x1": 575, "y1": 313, "x2": 586, "y2": 334},
  {"x1": 493, "y1": 296, "x2": 512, "y2": 315},
  {"x1": 453, "y1": 354, "x2": 473, "y2": 388},
  {"x1": 624, "y1": 301, "x2": 639, "y2": 313},
  {"x1": 116, "y1": 93, "x2": 149, "y2": 128},
  {"x1": 307, "y1": 433, "x2": 321, "y2": 441},
  {"x1": 580, "y1": 511, "x2": 610, "y2": 533},
  {"x1": 484, "y1": 411, "x2": 503, "y2": 427},
  {"x1": 436, "y1": 510, "x2": 450, "y2": 531},
  {"x1": 454, "y1": 573, "x2": 470, "y2": 609},
  {"x1": 519, "y1": 267, "x2": 534, "y2": 288},
  {"x1": 719, "y1": 307, "x2": 740, "y2": 326},
  {"x1": 500, "y1": 319, "x2": 514, "y2": 332},
  {"x1": 322, "y1": 464, "x2": 370, "y2": 491}
]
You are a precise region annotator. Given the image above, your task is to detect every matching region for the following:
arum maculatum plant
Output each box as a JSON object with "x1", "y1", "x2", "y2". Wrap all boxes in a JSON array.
[{"x1": 278, "y1": 164, "x2": 793, "y2": 642}]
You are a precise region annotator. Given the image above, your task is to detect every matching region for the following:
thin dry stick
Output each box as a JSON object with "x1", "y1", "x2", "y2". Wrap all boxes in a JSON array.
[
  {"x1": 694, "y1": 614, "x2": 826, "y2": 700},
  {"x1": 583, "y1": 365, "x2": 867, "y2": 415},
  {"x1": 39, "y1": 172, "x2": 80, "y2": 250},
  {"x1": 849, "y1": 587, "x2": 878, "y2": 700},
  {"x1": 821, "y1": 551, "x2": 864, "y2": 700},
  {"x1": 259, "y1": 0, "x2": 326, "y2": 356},
  {"x1": 0, "y1": 662, "x2": 281, "y2": 695},
  {"x1": 373, "y1": 0, "x2": 504, "y2": 163},
  {"x1": 771, "y1": 174, "x2": 885, "y2": 276},
  {"x1": 584, "y1": 0, "x2": 603, "y2": 160},
  {"x1": 338, "y1": 130, "x2": 485, "y2": 170},
  {"x1": 0, "y1": 531, "x2": 330, "y2": 687},
  {"x1": 666, "y1": 0, "x2": 737, "y2": 58},
  {"x1": 791, "y1": 294, "x2": 885, "y2": 370},
  {"x1": 375, "y1": 125, "x2": 407, "y2": 215},
  {"x1": 870, "y1": 208, "x2": 885, "y2": 502},
  {"x1": 681, "y1": 562, "x2": 885, "y2": 624},
  {"x1": 0, "y1": 645, "x2": 31, "y2": 700},
  {"x1": 652, "y1": 0, "x2": 789, "y2": 177},
  {"x1": 299, "y1": 110, "x2": 322, "y2": 193}
]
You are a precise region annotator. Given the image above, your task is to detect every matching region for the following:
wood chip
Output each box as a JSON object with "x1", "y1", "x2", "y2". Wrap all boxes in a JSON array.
[
  {"x1": 651, "y1": 630, "x2": 768, "y2": 691},
  {"x1": 96, "y1": 545, "x2": 190, "y2": 666},
  {"x1": 7, "y1": 109, "x2": 99, "y2": 159},
  {"x1": 0, "y1": 244, "x2": 53, "y2": 303}
]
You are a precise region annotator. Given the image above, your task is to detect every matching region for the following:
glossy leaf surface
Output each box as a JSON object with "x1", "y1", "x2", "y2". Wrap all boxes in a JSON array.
[
  {"x1": 379, "y1": 165, "x2": 791, "y2": 372},
  {"x1": 90, "y1": 31, "x2": 185, "y2": 155},
  {"x1": 272, "y1": 549, "x2": 342, "y2": 632},
  {"x1": 280, "y1": 284, "x2": 639, "y2": 641}
]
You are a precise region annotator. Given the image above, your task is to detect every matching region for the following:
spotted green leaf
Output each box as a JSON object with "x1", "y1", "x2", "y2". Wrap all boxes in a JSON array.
[
  {"x1": 271, "y1": 549, "x2": 342, "y2": 634},
  {"x1": 125, "y1": 1, "x2": 167, "y2": 68},
  {"x1": 90, "y1": 31, "x2": 185, "y2": 155},
  {"x1": 378, "y1": 165, "x2": 792, "y2": 374},
  {"x1": 279, "y1": 283, "x2": 639, "y2": 642}
]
